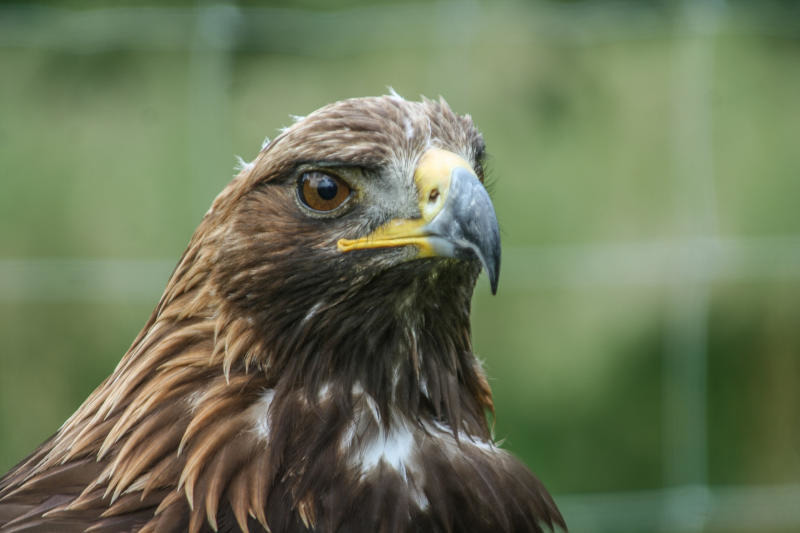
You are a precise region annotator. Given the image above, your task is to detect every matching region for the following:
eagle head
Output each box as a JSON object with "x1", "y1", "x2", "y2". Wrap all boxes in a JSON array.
[{"x1": 177, "y1": 95, "x2": 503, "y2": 419}]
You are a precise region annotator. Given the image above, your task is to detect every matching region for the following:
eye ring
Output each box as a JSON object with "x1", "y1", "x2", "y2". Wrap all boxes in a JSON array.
[{"x1": 297, "y1": 171, "x2": 352, "y2": 213}]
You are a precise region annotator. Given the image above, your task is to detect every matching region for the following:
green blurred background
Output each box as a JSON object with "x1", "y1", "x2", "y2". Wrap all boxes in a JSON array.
[{"x1": 1, "y1": 0, "x2": 800, "y2": 531}]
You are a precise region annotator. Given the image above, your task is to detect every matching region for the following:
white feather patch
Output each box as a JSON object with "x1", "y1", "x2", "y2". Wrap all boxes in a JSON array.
[
  {"x1": 342, "y1": 395, "x2": 429, "y2": 510},
  {"x1": 234, "y1": 155, "x2": 254, "y2": 173},
  {"x1": 302, "y1": 301, "x2": 324, "y2": 324},
  {"x1": 360, "y1": 421, "x2": 415, "y2": 477},
  {"x1": 386, "y1": 86, "x2": 403, "y2": 100},
  {"x1": 403, "y1": 117, "x2": 414, "y2": 141},
  {"x1": 317, "y1": 382, "x2": 332, "y2": 402},
  {"x1": 428, "y1": 420, "x2": 496, "y2": 453},
  {"x1": 250, "y1": 389, "x2": 275, "y2": 440}
]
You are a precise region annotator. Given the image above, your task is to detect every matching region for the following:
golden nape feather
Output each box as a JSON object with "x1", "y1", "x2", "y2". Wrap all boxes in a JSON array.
[{"x1": 0, "y1": 95, "x2": 565, "y2": 533}]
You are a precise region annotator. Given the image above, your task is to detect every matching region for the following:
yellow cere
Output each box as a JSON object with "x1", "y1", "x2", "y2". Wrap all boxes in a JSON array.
[{"x1": 337, "y1": 148, "x2": 475, "y2": 257}]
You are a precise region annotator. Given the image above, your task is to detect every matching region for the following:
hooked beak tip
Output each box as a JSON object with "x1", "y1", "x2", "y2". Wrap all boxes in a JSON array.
[{"x1": 426, "y1": 166, "x2": 502, "y2": 295}]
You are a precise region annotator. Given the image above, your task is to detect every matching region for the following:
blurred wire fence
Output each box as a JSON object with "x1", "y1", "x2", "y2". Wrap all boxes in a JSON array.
[{"x1": 1, "y1": 1, "x2": 800, "y2": 532}]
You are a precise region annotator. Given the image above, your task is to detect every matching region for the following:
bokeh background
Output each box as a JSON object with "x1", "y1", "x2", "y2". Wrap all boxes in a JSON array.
[{"x1": 1, "y1": 0, "x2": 800, "y2": 531}]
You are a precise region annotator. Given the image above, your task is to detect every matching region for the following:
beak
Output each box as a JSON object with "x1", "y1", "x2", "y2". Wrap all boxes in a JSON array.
[{"x1": 337, "y1": 148, "x2": 501, "y2": 294}]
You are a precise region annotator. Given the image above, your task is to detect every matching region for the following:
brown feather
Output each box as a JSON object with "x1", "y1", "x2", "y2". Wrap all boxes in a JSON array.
[{"x1": 1, "y1": 95, "x2": 564, "y2": 533}]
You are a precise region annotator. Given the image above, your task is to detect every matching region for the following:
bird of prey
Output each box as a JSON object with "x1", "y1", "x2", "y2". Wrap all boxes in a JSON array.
[{"x1": 0, "y1": 95, "x2": 565, "y2": 533}]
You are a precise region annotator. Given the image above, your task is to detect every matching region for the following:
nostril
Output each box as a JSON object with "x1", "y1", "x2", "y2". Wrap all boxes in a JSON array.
[{"x1": 428, "y1": 188, "x2": 440, "y2": 203}]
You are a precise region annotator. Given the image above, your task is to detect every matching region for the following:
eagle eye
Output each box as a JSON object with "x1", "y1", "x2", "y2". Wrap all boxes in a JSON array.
[{"x1": 297, "y1": 171, "x2": 351, "y2": 212}]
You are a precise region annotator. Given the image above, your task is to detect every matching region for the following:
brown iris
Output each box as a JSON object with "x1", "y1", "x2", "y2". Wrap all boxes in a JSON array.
[{"x1": 297, "y1": 171, "x2": 351, "y2": 212}]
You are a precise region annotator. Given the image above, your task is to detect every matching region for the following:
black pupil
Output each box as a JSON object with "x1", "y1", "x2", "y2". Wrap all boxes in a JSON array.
[{"x1": 316, "y1": 176, "x2": 338, "y2": 201}]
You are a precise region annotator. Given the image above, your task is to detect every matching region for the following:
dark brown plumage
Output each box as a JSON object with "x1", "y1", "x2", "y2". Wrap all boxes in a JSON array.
[{"x1": 0, "y1": 95, "x2": 565, "y2": 532}]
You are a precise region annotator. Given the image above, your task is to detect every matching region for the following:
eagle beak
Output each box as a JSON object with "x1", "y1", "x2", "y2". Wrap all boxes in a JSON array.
[{"x1": 338, "y1": 148, "x2": 501, "y2": 294}]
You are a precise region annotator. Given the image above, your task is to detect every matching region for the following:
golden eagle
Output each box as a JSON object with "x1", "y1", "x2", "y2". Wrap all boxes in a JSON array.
[{"x1": 0, "y1": 95, "x2": 565, "y2": 532}]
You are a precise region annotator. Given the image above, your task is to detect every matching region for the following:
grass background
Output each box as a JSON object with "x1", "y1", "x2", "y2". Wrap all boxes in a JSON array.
[{"x1": 1, "y1": 1, "x2": 800, "y2": 531}]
